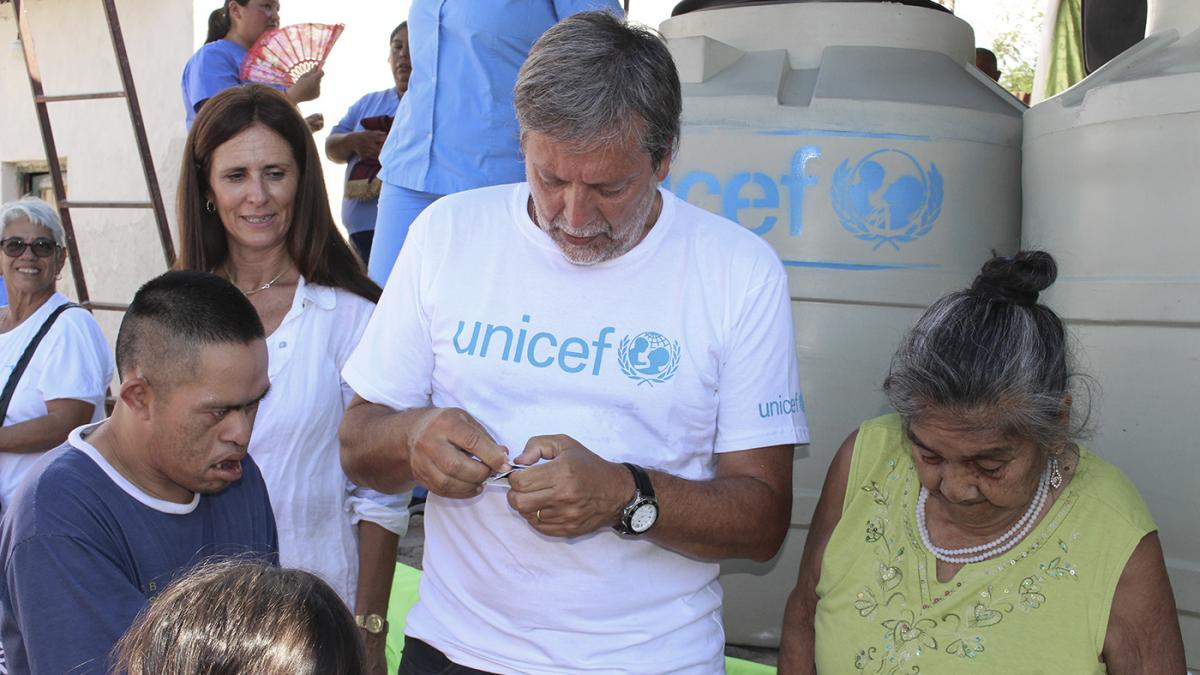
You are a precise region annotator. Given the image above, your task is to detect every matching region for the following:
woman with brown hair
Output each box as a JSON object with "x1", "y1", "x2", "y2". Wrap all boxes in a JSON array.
[
  {"x1": 177, "y1": 84, "x2": 405, "y2": 675},
  {"x1": 113, "y1": 559, "x2": 365, "y2": 675}
]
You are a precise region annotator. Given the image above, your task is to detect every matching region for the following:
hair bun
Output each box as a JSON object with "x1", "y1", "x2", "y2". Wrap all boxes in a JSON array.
[{"x1": 970, "y1": 250, "x2": 1057, "y2": 307}]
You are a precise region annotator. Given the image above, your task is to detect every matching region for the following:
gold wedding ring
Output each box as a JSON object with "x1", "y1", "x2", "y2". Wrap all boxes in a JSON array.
[{"x1": 536, "y1": 509, "x2": 542, "y2": 522}]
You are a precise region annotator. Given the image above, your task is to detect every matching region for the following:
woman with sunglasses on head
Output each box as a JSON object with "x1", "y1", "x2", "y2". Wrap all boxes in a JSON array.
[
  {"x1": 182, "y1": 0, "x2": 324, "y2": 131},
  {"x1": 0, "y1": 197, "x2": 113, "y2": 511}
]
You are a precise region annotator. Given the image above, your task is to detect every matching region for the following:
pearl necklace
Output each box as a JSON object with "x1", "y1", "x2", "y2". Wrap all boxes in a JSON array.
[{"x1": 916, "y1": 463, "x2": 1051, "y2": 565}]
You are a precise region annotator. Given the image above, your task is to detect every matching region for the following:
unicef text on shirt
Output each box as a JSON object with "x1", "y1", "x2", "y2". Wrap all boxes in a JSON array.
[{"x1": 452, "y1": 315, "x2": 683, "y2": 386}]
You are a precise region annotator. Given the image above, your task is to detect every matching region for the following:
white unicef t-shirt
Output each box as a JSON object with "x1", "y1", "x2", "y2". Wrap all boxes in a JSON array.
[{"x1": 344, "y1": 183, "x2": 807, "y2": 675}]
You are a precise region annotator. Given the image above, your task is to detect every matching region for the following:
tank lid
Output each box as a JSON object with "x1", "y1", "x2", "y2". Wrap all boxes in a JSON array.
[
  {"x1": 671, "y1": 0, "x2": 953, "y2": 17},
  {"x1": 1147, "y1": 0, "x2": 1200, "y2": 35}
]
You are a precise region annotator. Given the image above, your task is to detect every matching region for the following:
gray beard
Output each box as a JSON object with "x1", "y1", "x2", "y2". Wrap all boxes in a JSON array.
[{"x1": 530, "y1": 184, "x2": 658, "y2": 266}]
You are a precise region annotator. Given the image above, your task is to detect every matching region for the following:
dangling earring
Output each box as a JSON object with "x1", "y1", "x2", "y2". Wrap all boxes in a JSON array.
[
  {"x1": 205, "y1": 199, "x2": 216, "y2": 213},
  {"x1": 1049, "y1": 453, "x2": 1063, "y2": 490}
]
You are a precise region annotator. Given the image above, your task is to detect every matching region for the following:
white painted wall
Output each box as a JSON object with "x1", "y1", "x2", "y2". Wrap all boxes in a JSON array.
[
  {"x1": 1, "y1": 0, "x2": 411, "y2": 344},
  {"x1": 0, "y1": 0, "x2": 194, "y2": 345}
]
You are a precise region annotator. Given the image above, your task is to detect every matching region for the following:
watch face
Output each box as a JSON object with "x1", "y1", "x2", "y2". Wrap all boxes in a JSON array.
[{"x1": 630, "y1": 503, "x2": 658, "y2": 533}]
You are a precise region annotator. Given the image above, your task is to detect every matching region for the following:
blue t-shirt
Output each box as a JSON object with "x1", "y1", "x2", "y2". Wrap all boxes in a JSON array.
[
  {"x1": 379, "y1": 0, "x2": 623, "y2": 194},
  {"x1": 332, "y1": 88, "x2": 401, "y2": 234},
  {"x1": 181, "y1": 39, "x2": 248, "y2": 129},
  {"x1": 0, "y1": 427, "x2": 278, "y2": 674}
]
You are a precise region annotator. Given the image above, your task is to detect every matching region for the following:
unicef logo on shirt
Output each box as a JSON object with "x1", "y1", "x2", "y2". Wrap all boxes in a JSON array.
[
  {"x1": 618, "y1": 331, "x2": 681, "y2": 386},
  {"x1": 831, "y1": 149, "x2": 943, "y2": 251}
]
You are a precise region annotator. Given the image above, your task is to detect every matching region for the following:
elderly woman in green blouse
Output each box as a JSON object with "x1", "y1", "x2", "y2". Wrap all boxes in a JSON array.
[{"x1": 779, "y1": 251, "x2": 1185, "y2": 674}]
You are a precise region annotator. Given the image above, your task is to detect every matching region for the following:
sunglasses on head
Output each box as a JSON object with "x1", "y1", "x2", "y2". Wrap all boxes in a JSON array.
[{"x1": 0, "y1": 237, "x2": 60, "y2": 259}]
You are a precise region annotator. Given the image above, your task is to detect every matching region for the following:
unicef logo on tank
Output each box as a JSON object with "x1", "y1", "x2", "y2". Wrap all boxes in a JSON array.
[
  {"x1": 618, "y1": 331, "x2": 681, "y2": 386},
  {"x1": 831, "y1": 149, "x2": 943, "y2": 250}
]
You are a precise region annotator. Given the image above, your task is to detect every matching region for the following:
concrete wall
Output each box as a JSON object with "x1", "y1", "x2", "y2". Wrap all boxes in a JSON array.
[
  {"x1": 0, "y1": 0, "x2": 193, "y2": 345},
  {"x1": 1, "y1": 0, "x2": 414, "y2": 350}
]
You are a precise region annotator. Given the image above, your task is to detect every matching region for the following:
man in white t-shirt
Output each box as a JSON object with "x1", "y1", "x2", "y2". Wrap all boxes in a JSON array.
[{"x1": 340, "y1": 12, "x2": 808, "y2": 675}]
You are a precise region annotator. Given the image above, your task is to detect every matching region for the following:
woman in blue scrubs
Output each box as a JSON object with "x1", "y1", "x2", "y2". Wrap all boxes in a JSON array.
[{"x1": 181, "y1": 0, "x2": 324, "y2": 130}]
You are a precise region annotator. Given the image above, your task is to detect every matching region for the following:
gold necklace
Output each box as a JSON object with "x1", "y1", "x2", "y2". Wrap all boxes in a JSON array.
[{"x1": 226, "y1": 264, "x2": 289, "y2": 297}]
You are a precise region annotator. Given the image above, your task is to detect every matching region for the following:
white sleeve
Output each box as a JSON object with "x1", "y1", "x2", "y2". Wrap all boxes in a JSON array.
[
  {"x1": 332, "y1": 291, "x2": 378, "y2": 409},
  {"x1": 342, "y1": 207, "x2": 436, "y2": 411},
  {"x1": 713, "y1": 256, "x2": 809, "y2": 453},
  {"x1": 34, "y1": 309, "x2": 114, "y2": 406},
  {"x1": 344, "y1": 484, "x2": 410, "y2": 535},
  {"x1": 334, "y1": 291, "x2": 412, "y2": 531}
]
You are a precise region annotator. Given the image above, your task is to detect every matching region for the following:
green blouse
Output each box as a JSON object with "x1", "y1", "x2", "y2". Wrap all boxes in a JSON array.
[{"x1": 814, "y1": 414, "x2": 1156, "y2": 674}]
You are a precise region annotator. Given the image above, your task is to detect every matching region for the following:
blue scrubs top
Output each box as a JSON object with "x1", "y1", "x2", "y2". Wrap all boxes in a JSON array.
[
  {"x1": 332, "y1": 88, "x2": 402, "y2": 234},
  {"x1": 181, "y1": 39, "x2": 248, "y2": 130},
  {"x1": 180, "y1": 39, "x2": 287, "y2": 129},
  {"x1": 378, "y1": 0, "x2": 623, "y2": 195}
]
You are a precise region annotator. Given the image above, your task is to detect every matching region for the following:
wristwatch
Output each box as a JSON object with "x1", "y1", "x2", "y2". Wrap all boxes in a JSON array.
[
  {"x1": 613, "y1": 462, "x2": 658, "y2": 535},
  {"x1": 355, "y1": 613, "x2": 388, "y2": 634}
]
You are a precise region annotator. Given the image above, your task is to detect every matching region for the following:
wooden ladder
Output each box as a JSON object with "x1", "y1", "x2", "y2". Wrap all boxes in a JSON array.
[{"x1": 11, "y1": 0, "x2": 177, "y2": 312}]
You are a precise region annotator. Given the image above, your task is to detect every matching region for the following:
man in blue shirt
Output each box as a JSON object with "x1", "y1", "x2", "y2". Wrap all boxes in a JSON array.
[
  {"x1": 0, "y1": 271, "x2": 278, "y2": 675},
  {"x1": 367, "y1": 0, "x2": 623, "y2": 284},
  {"x1": 326, "y1": 21, "x2": 410, "y2": 264}
]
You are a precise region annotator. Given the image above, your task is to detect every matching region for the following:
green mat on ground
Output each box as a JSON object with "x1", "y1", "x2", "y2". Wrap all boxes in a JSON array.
[
  {"x1": 385, "y1": 563, "x2": 423, "y2": 672},
  {"x1": 385, "y1": 563, "x2": 777, "y2": 674}
]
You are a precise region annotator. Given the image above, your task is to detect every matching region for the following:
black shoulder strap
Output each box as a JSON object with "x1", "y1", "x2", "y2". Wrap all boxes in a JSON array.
[{"x1": 0, "y1": 303, "x2": 84, "y2": 424}]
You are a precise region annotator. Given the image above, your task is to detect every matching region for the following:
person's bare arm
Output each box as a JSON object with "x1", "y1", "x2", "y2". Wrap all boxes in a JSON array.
[
  {"x1": 777, "y1": 430, "x2": 856, "y2": 675},
  {"x1": 648, "y1": 444, "x2": 792, "y2": 561},
  {"x1": 339, "y1": 396, "x2": 509, "y2": 495},
  {"x1": 325, "y1": 130, "x2": 387, "y2": 164},
  {"x1": 506, "y1": 435, "x2": 794, "y2": 562},
  {"x1": 0, "y1": 399, "x2": 95, "y2": 454},
  {"x1": 286, "y1": 68, "x2": 323, "y2": 104},
  {"x1": 355, "y1": 521, "x2": 400, "y2": 675},
  {"x1": 1101, "y1": 531, "x2": 1186, "y2": 674}
]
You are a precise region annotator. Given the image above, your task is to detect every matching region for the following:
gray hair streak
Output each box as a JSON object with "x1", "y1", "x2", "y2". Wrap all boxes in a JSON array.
[
  {"x1": 883, "y1": 251, "x2": 1091, "y2": 453},
  {"x1": 514, "y1": 11, "x2": 682, "y2": 170},
  {"x1": 0, "y1": 196, "x2": 67, "y2": 247}
]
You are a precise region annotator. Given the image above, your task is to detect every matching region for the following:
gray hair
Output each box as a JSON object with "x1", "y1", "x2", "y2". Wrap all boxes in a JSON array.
[
  {"x1": 0, "y1": 196, "x2": 66, "y2": 247},
  {"x1": 514, "y1": 11, "x2": 681, "y2": 170},
  {"x1": 883, "y1": 251, "x2": 1090, "y2": 453}
]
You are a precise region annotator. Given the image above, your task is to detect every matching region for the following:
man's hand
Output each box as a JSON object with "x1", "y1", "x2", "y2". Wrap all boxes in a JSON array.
[
  {"x1": 408, "y1": 408, "x2": 509, "y2": 498},
  {"x1": 506, "y1": 435, "x2": 633, "y2": 537},
  {"x1": 352, "y1": 130, "x2": 388, "y2": 161},
  {"x1": 304, "y1": 113, "x2": 325, "y2": 133}
]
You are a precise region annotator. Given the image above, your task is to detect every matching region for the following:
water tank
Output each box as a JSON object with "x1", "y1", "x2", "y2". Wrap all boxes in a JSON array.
[
  {"x1": 660, "y1": 0, "x2": 1024, "y2": 646},
  {"x1": 1022, "y1": 5, "x2": 1200, "y2": 666}
]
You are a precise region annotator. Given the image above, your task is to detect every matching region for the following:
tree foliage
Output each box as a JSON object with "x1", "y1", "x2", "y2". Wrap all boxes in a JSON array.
[{"x1": 991, "y1": 5, "x2": 1043, "y2": 95}]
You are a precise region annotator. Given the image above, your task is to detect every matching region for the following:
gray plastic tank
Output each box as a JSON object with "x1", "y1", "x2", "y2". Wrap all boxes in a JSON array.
[
  {"x1": 1022, "y1": 2, "x2": 1200, "y2": 665},
  {"x1": 659, "y1": 0, "x2": 1024, "y2": 646}
]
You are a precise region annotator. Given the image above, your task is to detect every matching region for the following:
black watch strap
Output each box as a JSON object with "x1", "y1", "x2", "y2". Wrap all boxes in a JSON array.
[{"x1": 622, "y1": 462, "x2": 654, "y2": 498}]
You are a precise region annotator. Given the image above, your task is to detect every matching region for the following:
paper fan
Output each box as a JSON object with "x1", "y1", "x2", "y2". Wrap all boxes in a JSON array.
[{"x1": 240, "y1": 23, "x2": 345, "y2": 86}]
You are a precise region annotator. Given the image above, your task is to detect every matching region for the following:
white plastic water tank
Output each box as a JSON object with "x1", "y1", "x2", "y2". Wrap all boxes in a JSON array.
[
  {"x1": 1022, "y1": 4, "x2": 1200, "y2": 666},
  {"x1": 660, "y1": 0, "x2": 1024, "y2": 646}
]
